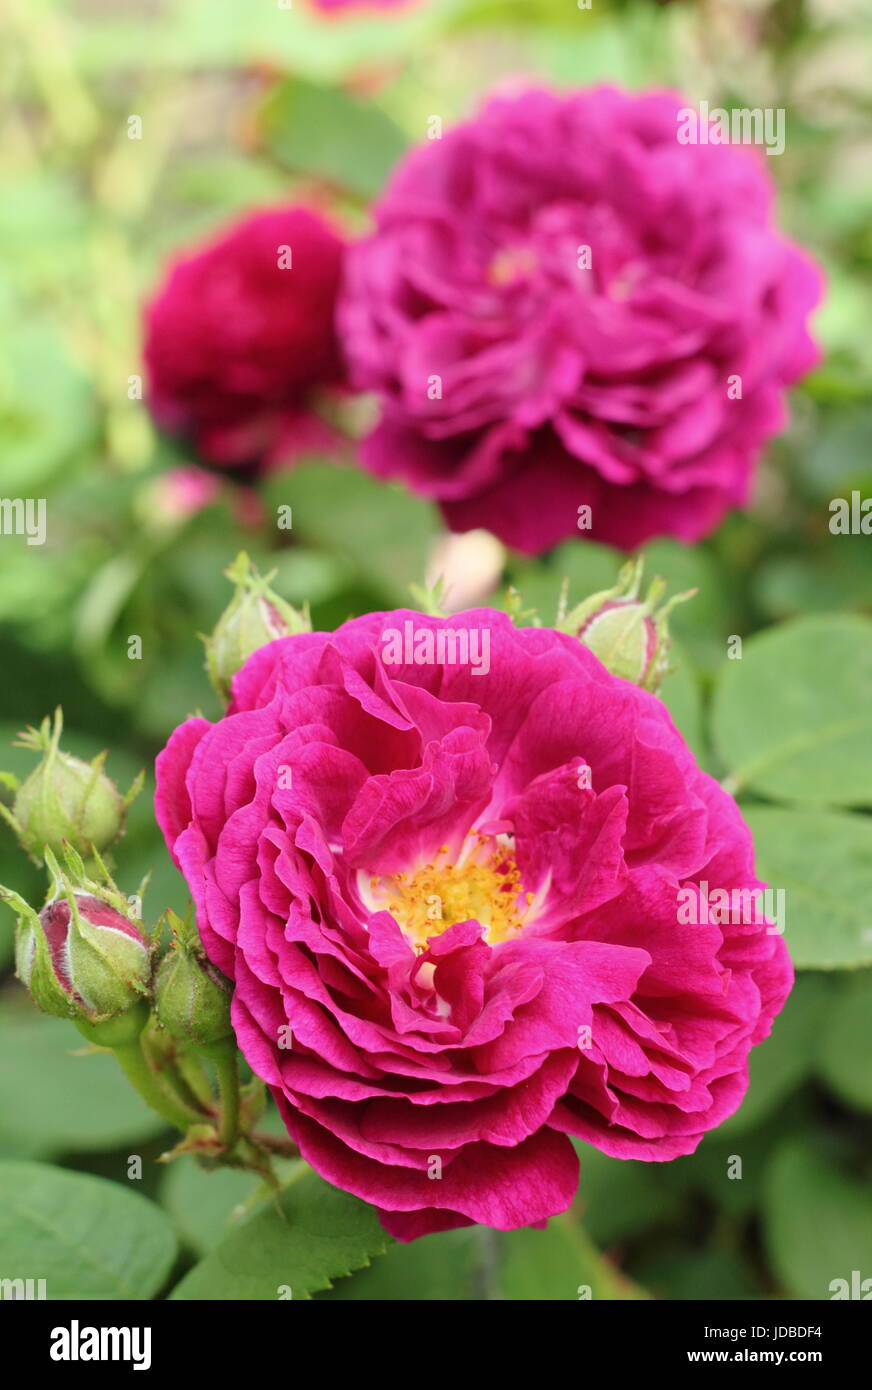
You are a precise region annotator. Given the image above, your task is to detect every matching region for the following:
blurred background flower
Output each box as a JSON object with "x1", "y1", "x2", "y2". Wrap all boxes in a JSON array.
[
  {"x1": 340, "y1": 84, "x2": 821, "y2": 555},
  {"x1": 143, "y1": 205, "x2": 348, "y2": 475}
]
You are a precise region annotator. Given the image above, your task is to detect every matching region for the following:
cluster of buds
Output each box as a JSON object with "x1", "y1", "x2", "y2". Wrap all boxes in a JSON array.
[
  {"x1": 0, "y1": 702, "x2": 249, "y2": 1158},
  {"x1": 0, "y1": 860, "x2": 236, "y2": 1151},
  {"x1": 1, "y1": 853, "x2": 232, "y2": 1057},
  {"x1": 0, "y1": 557, "x2": 315, "y2": 1169},
  {"x1": 204, "y1": 551, "x2": 310, "y2": 703},
  {"x1": 556, "y1": 557, "x2": 696, "y2": 693}
]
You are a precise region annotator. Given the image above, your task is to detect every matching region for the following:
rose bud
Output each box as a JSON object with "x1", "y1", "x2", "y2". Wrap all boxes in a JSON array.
[
  {"x1": 205, "y1": 551, "x2": 310, "y2": 704},
  {"x1": 154, "y1": 910, "x2": 233, "y2": 1049},
  {"x1": 1, "y1": 859, "x2": 151, "y2": 1040},
  {"x1": 557, "y1": 558, "x2": 695, "y2": 693},
  {"x1": 0, "y1": 708, "x2": 143, "y2": 863}
]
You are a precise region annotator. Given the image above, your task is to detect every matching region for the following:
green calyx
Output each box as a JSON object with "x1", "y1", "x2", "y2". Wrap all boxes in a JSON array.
[
  {"x1": 204, "y1": 551, "x2": 311, "y2": 704},
  {"x1": 0, "y1": 708, "x2": 143, "y2": 863},
  {"x1": 556, "y1": 557, "x2": 697, "y2": 694},
  {"x1": 154, "y1": 909, "x2": 234, "y2": 1048},
  {"x1": 0, "y1": 845, "x2": 152, "y2": 1025}
]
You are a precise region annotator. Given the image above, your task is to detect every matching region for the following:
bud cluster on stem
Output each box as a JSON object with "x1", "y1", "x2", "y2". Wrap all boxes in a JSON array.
[{"x1": 0, "y1": 710, "x2": 292, "y2": 1178}]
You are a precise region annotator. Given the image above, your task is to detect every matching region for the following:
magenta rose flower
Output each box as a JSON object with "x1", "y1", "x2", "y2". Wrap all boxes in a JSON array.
[
  {"x1": 311, "y1": 0, "x2": 413, "y2": 11},
  {"x1": 340, "y1": 86, "x2": 822, "y2": 555},
  {"x1": 144, "y1": 206, "x2": 346, "y2": 474},
  {"x1": 156, "y1": 610, "x2": 791, "y2": 1239}
]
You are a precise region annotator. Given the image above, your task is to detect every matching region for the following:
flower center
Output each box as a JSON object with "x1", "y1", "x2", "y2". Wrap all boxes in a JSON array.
[
  {"x1": 367, "y1": 835, "x2": 532, "y2": 951},
  {"x1": 488, "y1": 245, "x2": 538, "y2": 287}
]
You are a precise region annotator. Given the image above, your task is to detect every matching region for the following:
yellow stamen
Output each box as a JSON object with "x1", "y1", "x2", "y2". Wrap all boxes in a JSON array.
[
  {"x1": 371, "y1": 834, "x2": 529, "y2": 951},
  {"x1": 489, "y1": 245, "x2": 538, "y2": 287}
]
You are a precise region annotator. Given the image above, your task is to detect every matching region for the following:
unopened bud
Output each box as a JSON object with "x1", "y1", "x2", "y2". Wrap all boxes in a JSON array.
[
  {"x1": 1, "y1": 849, "x2": 151, "y2": 1033},
  {"x1": 154, "y1": 910, "x2": 233, "y2": 1048},
  {"x1": 204, "y1": 552, "x2": 310, "y2": 703},
  {"x1": 557, "y1": 558, "x2": 695, "y2": 693},
  {"x1": 0, "y1": 709, "x2": 142, "y2": 863}
]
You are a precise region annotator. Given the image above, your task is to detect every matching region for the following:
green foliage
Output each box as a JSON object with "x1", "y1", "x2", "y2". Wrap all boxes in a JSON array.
[
  {"x1": 0, "y1": 1001, "x2": 167, "y2": 1158},
  {"x1": 713, "y1": 616, "x2": 872, "y2": 808},
  {"x1": 260, "y1": 78, "x2": 409, "y2": 201},
  {"x1": 817, "y1": 973, "x2": 872, "y2": 1111},
  {"x1": 764, "y1": 1142, "x2": 872, "y2": 1301},
  {"x1": 0, "y1": 1161, "x2": 177, "y2": 1300},
  {"x1": 170, "y1": 1169, "x2": 392, "y2": 1300},
  {"x1": 743, "y1": 806, "x2": 872, "y2": 969}
]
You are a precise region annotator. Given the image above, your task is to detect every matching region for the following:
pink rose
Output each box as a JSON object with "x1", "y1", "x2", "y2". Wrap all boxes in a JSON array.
[
  {"x1": 156, "y1": 610, "x2": 792, "y2": 1238},
  {"x1": 311, "y1": 0, "x2": 413, "y2": 10},
  {"x1": 340, "y1": 86, "x2": 822, "y2": 555},
  {"x1": 144, "y1": 206, "x2": 346, "y2": 474}
]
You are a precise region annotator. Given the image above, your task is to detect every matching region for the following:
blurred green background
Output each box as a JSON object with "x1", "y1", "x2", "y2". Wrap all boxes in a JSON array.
[{"x1": 0, "y1": 0, "x2": 871, "y2": 1300}]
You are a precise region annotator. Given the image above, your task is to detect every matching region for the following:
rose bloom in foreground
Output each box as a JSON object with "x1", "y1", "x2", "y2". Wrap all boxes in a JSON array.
[
  {"x1": 144, "y1": 206, "x2": 345, "y2": 474},
  {"x1": 156, "y1": 612, "x2": 791, "y2": 1238},
  {"x1": 340, "y1": 86, "x2": 822, "y2": 555}
]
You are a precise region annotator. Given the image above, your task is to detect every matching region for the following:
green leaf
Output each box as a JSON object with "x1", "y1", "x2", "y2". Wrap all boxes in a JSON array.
[
  {"x1": 0, "y1": 1001, "x2": 167, "y2": 1158},
  {"x1": 169, "y1": 1169, "x2": 391, "y2": 1301},
  {"x1": 817, "y1": 971, "x2": 872, "y2": 1110},
  {"x1": 764, "y1": 1141, "x2": 872, "y2": 1299},
  {"x1": 719, "y1": 973, "x2": 833, "y2": 1134},
  {"x1": 160, "y1": 1157, "x2": 265, "y2": 1257},
  {"x1": 713, "y1": 615, "x2": 872, "y2": 807},
  {"x1": 743, "y1": 805, "x2": 872, "y2": 969},
  {"x1": 323, "y1": 1226, "x2": 481, "y2": 1301},
  {"x1": 498, "y1": 1217, "x2": 649, "y2": 1300},
  {"x1": 260, "y1": 78, "x2": 408, "y2": 201},
  {"x1": 0, "y1": 1160, "x2": 177, "y2": 1300}
]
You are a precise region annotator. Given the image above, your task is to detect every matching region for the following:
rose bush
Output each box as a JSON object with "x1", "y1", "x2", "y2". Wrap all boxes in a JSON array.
[
  {"x1": 340, "y1": 86, "x2": 822, "y2": 554},
  {"x1": 156, "y1": 609, "x2": 791, "y2": 1239}
]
